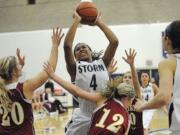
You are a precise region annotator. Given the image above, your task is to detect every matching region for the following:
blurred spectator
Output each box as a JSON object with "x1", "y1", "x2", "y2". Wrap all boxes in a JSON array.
[{"x1": 43, "y1": 80, "x2": 67, "y2": 114}]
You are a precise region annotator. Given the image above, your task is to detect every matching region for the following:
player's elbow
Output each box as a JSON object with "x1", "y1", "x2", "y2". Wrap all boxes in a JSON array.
[
  {"x1": 111, "y1": 38, "x2": 119, "y2": 47},
  {"x1": 159, "y1": 94, "x2": 170, "y2": 106},
  {"x1": 63, "y1": 43, "x2": 72, "y2": 49},
  {"x1": 160, "y1": 99, "x2": 168, "y2": 106},
  {"x1": 72, "y1": 89, "x2": 80, "y2": 98}
]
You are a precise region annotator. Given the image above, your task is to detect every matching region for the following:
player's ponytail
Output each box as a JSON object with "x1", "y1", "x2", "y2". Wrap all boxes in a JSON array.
[
  {"x1": 91, "y1": 50, "x2": 103, "y2": 61},
  {"x1": 0, "y1": 77, "x2": 12, "y2": 112},
  {"x1": 0, "y1": 56, "x2": 16, "y2": 112}
]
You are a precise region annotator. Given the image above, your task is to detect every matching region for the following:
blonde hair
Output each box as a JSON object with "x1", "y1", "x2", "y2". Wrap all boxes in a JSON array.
[
  {"x1": 123, "y1": 71, "x2": 131, "y2": 77},
  {"x1": 116, "y1": 83, "x2": 135, "y2": 98},
  {"x1": 101, "y1": 76, "x2": 123, "y2": 98},
  {"x1": 101, "y1": 76, "x2": 135, "y2": 99},
  {"x1": 0, "y1": 56, "x2": 16, "y2": 111},
  {"x1": 0, "y1": 78, "x2": 12, "y2": 111}
]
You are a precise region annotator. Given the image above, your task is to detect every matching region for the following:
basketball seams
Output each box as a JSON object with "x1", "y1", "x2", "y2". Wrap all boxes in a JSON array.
[
  {"x1": 76, "y1": 2, "x2": 96, "y2": 10},
  {"x1": 77, "y1": 8, "x2": 97, "y2": 16},
  {"x1": 79, "y1": 15, "x2": 96, "y2": 19},
  {"x1": 77, "y1": 7, "x2": 97, "y2": 11},
  {"x1": 76, "y1": 2, "x2": 98, "y2": 24},
  {"x1": 80, "y1": 17, "x2": 96, "y2": 20}
]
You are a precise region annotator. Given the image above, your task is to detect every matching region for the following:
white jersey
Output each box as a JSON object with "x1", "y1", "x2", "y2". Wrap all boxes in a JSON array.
[
  {"x1": 141, "y1": 83, "x2": 155, "y2": 129},
  {"x1": 141, "y1": 83, "x2": 154, "y2": 101},
  {"x1": 169, "y1": 54, "x2": 180, "y2": 133},
  {"x1": 75, "y1": 59, "x2": 109, "y2": 116},
  {"x1": 65, "y1": 59, "x2": 109, "y2": 135}
]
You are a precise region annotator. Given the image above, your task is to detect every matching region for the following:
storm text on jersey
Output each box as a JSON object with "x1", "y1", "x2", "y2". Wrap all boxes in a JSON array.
[{"x1": 78, "y1": 64, "x2": 105, "y2": 73}]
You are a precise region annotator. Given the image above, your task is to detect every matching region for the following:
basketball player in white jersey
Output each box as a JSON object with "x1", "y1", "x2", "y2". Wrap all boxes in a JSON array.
[
  {"x1": 140, "y1": 72, "x2": 158, "y2": 135},
  {"x1": 135, "y1": 20, "x2": 180, "y2": 135},
  {"x1": 63, "y1": 10, "x2": 119, "y2": 135}
]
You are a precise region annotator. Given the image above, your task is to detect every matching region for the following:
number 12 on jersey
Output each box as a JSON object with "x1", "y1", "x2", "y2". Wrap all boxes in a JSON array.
[{"x1": 95, "y1": 108, "x2": 124, "y2": 133}]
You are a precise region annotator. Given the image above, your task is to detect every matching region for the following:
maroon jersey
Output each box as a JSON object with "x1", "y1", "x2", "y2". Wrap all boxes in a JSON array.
[
  {"x1": 87, "y1": 98, "x2": 129, "y2": 135},
  {"x1": 128, "y1": 98, "x2": 144, "y2": 135},
  {"x1": 0, "y1": 82, "x2": 35, "y2": 135}
]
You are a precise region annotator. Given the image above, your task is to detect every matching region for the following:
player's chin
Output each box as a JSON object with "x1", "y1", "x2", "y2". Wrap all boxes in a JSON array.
[
  {"x1": 79, "y1": 56, "x2": 89, "y2": 61},
  {"x1": 125, "y1": 81, "x2": 131, "y2": 85},
  {"x1": 78, "y1": 54, "x2": 88, "y2": 60}
]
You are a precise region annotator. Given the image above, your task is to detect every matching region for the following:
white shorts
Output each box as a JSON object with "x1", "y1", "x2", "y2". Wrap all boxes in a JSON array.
[
  {"x1": 170, "y1": 130, "x2": 180, "y2": 135},
  {"x1": 143, "y1": 110, "x2": 155, "y2": 129},
  {"x1": 65, "y1": 108, "x2": 91, "y2": 135},
  {"x1": 170, "y1": 110, "x2": 180, "y2": 131}
]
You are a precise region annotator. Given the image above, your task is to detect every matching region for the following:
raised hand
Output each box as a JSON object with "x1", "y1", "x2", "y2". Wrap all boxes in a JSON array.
[
  {"x1": 122, "y1": 48, "x2": 137, "y2": 66},
  {"x1": 16, "y1": 48, "x2": 25, "y2": 68},
  {"x1": 134, "y1": 98, "x2": 146, "y2": 112},
  {"x1": 73, "y1": 9, "x2": 81, "y2": 22},
  {"x1": 94, "y1": 11, "x2": 101, "y2": 24},
  {"x1": 43, "y1": 61, "x2": 55, "y2": 78},
  {"x1": 51, "y1": 27, "x2": 64, "y2": 47},
  {"x1": 107, "y1": 58, "x2": 118, "y2": 75},
  {"x1": 89, "y1": 11, "x2": 101, "y2": 26}
]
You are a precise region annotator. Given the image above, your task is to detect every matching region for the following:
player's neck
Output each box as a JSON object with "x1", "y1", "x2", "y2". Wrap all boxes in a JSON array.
[
  {"x1": 142, "y1": 82, "x2": 149, "y2": 88},
  {"x1": 120, "y1": 98, "x2": 129, "y2": 110}
]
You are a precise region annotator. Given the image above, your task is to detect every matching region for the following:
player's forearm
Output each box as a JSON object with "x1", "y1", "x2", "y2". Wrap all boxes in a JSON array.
[
  {"x1": 97, "y1": 20, "x2": 118, "y2": 45},
  {"x1": 130, "y1": 64, "x2": 141, "y2": 98},
  {"x1": 49, "y1": 45, "x2": 58, "y2": 70},
  {"x1": 141, "y1": 93, "x2": 167, "y2": 110},
  {"x1": 50, "y1": 73, "x2": 87, "y2": 99},
  {"x1": 51, "y1": 73, "x2": 99, "y2": 102},
  {"x1": 64, "y1": 19, "x2": 80, "y2": 48}
]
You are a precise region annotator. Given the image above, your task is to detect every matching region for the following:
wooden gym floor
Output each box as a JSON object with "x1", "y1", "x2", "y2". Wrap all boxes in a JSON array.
[{"x1": 34, "y1": 108, "x2": 169, "y2": 135}]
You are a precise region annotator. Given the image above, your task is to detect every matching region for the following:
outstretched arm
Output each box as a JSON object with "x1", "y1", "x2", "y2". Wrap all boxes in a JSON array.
[
  {"x1": 152, "y1": 83, "x2": 159, "y2": 96},
  {"x1": 122, "y1": 48, "x2": 141, "y2": 98},
  {"x1": 64, "y1": 10, "x2": 81, "y2": 80},
  {"x1": 23, "y1": 27, "x2": 64, "y2": 100},
  {"x1": 43, "y1": 62, "x2": 102, "y2": 103},
  {"x1": 95, "y1": 14, "x2": 119, "y2": 67}
]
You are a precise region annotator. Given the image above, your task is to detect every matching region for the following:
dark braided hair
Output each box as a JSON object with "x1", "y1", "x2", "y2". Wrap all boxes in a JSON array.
[{"x1": 74, "y1": 43, "x2": 103, "y2": 61}]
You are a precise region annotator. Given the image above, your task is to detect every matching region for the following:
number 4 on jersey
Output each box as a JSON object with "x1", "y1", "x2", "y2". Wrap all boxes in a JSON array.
[{"x1": 90, "y1": 74, "x2": 97, "y2": 90}]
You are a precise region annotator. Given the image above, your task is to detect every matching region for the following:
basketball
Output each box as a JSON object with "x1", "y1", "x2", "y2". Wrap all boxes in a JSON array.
[{"x1": 76, "y1": 2, "x2": 98, "y2": 24}]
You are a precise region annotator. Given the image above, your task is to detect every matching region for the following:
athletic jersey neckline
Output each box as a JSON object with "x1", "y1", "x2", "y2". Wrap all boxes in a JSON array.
[{"x1": 6, "y1": 82, "x2": 18, "y2": 90}]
